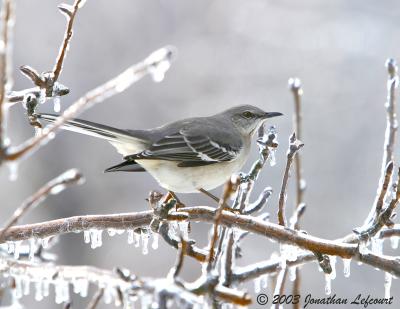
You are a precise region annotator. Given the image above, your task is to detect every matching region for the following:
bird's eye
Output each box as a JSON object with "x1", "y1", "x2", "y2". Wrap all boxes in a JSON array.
[{"x1": 242, "y1": 111, "x2": 253, "y2": 118}]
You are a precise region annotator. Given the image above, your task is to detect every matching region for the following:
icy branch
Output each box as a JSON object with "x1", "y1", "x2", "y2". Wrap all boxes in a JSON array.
[
  {"x1": 0, "y1": 169, "x2": 84, "y2": 242},
  {"x1": 278, "y1": 133, "x2": 304, "y2": 226},
  {"x1": 4, "y1": 46, "x2": 177, "y2": 161},
  {"x1": 0, "y1": 0, "x2": 15, "y2": 157}
]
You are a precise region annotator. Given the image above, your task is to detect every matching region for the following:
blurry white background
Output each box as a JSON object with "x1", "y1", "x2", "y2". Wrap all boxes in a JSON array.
[{"x1": 1, "y1": 0, "x2": 400, "y2": 307}]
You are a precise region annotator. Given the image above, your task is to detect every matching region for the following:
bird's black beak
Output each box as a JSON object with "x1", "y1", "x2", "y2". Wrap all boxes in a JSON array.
[{"x1": 264, "y1": 112, "x2": 283, "y2": 119}]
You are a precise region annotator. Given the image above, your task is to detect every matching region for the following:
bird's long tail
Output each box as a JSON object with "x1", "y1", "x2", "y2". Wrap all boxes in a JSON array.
[{"x1": 37, "y1": 113, "x2": 148, "y2": 156}]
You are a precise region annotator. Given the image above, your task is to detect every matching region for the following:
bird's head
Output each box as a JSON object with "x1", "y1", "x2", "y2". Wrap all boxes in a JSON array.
[{"x1": 223, "y1": 105, "x2": 283, "y2": 136}]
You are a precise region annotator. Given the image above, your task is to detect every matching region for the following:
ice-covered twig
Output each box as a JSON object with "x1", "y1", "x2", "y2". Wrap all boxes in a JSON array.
[
  {"x1": 354, "y1": 167, "x2": 400, "y2": 239},
  {"x1": 375, "y1": 161, "x2": 394, "y2": 214},
  {"x1": 5, "y1": 0, "x2": 85, "y2": 110},
  {"x1": 86, "y1": 288, "x2": 104, "y2": 309},
  {"x1": 170, "y1": 237, "x2": 187, "y2": 280},
  {"x1": 53, "y1": 0, "x2": 86, "y2": 81},
  {"x1": 0, "y1": 0, "x2": 15, "y2": 156},
  {"x1": 278, "y1": 133, "x2": 304, "y2": 226},
  {"x1": 0, "y1": 169, "x2": 83, "y2": 242},
  {"x1": 271, "y1": 267, "x2": 288, "y2": 309},
  {"x1": 159, "y1": 222, "x2": 207, "y2": 262},
  {"x1": 206, "y1": 177, "x2": 238, "y2": 271},
  {"x1": 5, "y1": 0, "x2": 86, "y2": 114},
  {"x1": 237, "y1": 126, "x2": 277, "y2": 213},
  {"x1": 222, "y1": 230, "x2": 235, "y2": 287},
  {"x1": 4, "y1": 46, "x2": 177, "y2": 161},
  {"x1": 289, "y1": 78, "x2": 305, "y2": 212},
  {"x1": 288, "y1": 78, "x2": 306, "y2": 306},
  {"x1": 364, "y1": 59, "x2": 398, "y2": 226},
  {"x1": 2, "y1": 206, "x2": 400, "y2": 276}
]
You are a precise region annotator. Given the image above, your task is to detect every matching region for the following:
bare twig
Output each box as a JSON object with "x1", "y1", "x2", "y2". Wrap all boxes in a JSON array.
[
  {"x1": 0, "y1": 169, "x2": 83, "y2": 242},
  {"x1": 278, "y1": 133, "x2": 304, "y2": 226},
  {"x1": 4, "y1": 46, "x2": 177, "y2": 161}
]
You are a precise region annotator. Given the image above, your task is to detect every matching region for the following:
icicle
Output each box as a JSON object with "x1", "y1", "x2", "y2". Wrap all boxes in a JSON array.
[
  {"x1": 41, "y1": 237, "x2": 51, "y2": 249},
  {"x1": 73, "y1": 279, "x2": 89, "y2": 298},
  {"x1": 90, "y1": 230, "x2": 103, "y2": 249},
  {"x1": 13, "y1": 241, "x2": 22, "y2": 259},
  {"x1": 113, "y1": 288, "x2": 122, "y2": 307},
  {"x1": 390, "y1": 236, "x2": 399, "y2": 249},
  {"x1": 330, "y1": 256, "x2": 337, "y2": 280},
  {"x1": 7, "y1": 241, "x2": 15, "y2": 254},
  {"x1": 280, "y1": 244, "x2": 298, "y2": 262},
  {"x1": 41, "y1": 280, "x2": 49, "y2": 298},
  {"x1": 254, "y1": 277, "x2": 261, "y2": 293},
  {"x1": 103, "y1": 286, "x2": 114, "y2": 304},
  {"x1": 343, "y1": 258, "x2": 351, "y2": 278},
  {"x1": 83, "y1": 230, "x2": 90, "y2": 244},
  {"x1": 152, "y1": 233, "x2": 159, "y2": 250},
  {"x1": 127, "y1": 230, "x2": 134, "y2": 244},
  {"x1": 268, "y1": 147, "x2": 276, "y2": 166},
  {"x1": 108, "y1": 229, "x2": 117, "y2": 237},
  {"x1": 140, "y1": 293, "x2": 154, "y2": 309},
  {"x1": 261, "y1": 274, "x2": 268, "y2": 288},
  {"x1": 371, "y1": 237, "x2": 383, "y2": 255},
  {"x1": 116, "y1": 229, "x2": 125, "y2": 235},
  {"x1": 53, "y1": 97, "x2": 61, "y2": 112},
  {"x1": 22, "y1": 276, "x2": 30, "y2": 296},
  {"x1": 169, "y1": 221, "x2": 179, "y2": 238},
  {"x1": 385, "y1": 272, "x2": 392, "y2": 298},
  {"x1": 38, "y1": 88, "x2": 46, "y2": 104},
  {"x1": 29, "y1": 238, "x2": 36, "y2": 261},
  {"x1": 55, "y1": 280, "x2": 70, "y2": 304},
  {"x1": 141, "y1": 229, "x2": 150, "y2": 255},
  {"x1": 34, "y1": 281, "x2": 44, "y2": 301},
  {"x1": 134, "y1": 230, "x2": 141, "y2": 248},
  {"x1": 324, "y1": 274, "x2": 332, "y2": 295},
  {"x1": 359, "y1": 240, "x2": 369, "y2": 254},
  {"x1": 178, "y1": 221, "x2": 189, "y2": 240},
  {"x1": 8, "y1": 162, "x2": 19, "y2": 181},
  {"x1": 14, "y1": 276, "x2": 23, "y2": 299},
  {"x1": 289, "y1": 267, "x2": 297, "y2": 282}
]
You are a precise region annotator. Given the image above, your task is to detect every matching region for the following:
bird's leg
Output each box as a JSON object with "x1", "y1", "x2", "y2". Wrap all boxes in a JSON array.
[
  {"x1": 198, "y1": 188, "x2": 238, "y2": 213},
  {"x1": 168, "y1": 191, "x2": 185, "y2": 209}
]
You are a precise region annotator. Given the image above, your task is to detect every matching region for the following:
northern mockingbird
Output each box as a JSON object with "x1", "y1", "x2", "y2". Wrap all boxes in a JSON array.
[{"x1": 38, "y1": 105, "x2": 282, "y2": 193}]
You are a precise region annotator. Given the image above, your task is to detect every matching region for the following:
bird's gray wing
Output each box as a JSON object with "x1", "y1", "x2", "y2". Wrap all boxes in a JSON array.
[{"x1": 125, "y1": 126, "x2": 243, "y2": 167}]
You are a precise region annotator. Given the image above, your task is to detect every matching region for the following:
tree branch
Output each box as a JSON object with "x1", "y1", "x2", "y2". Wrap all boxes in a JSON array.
[
  {"x1": 4, "y1": 46, "x2": 177, "y2": 161},
  {"x1": 278, "y1": 133, "x2": 304, "y2": 226},
  {"x1": 0, "y1": 169, "x2": 83, "y2": 242},
  {"x1": 0, "y1": 0, "x2": 15, "y2": 157}
]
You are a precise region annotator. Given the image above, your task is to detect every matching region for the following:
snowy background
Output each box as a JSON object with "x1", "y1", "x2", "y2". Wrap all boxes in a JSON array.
[{"x1": 1, "y1": 0, "x2": 400, "y2": 307}]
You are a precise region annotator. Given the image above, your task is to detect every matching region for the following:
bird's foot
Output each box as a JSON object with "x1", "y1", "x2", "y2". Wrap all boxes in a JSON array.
[{"x1": 166, "y1": 191, "x2": 186, "y2": 210}]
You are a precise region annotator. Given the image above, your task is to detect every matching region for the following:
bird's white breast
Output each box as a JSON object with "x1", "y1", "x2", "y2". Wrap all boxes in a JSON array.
[{"x1": 136, "y1": 148, "x2": 249, "y2": 193}]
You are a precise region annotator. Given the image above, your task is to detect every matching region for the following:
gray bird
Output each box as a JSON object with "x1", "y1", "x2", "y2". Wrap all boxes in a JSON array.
[{"x1": 38, "y1": 105, "x2": 282, "y2": 193}]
